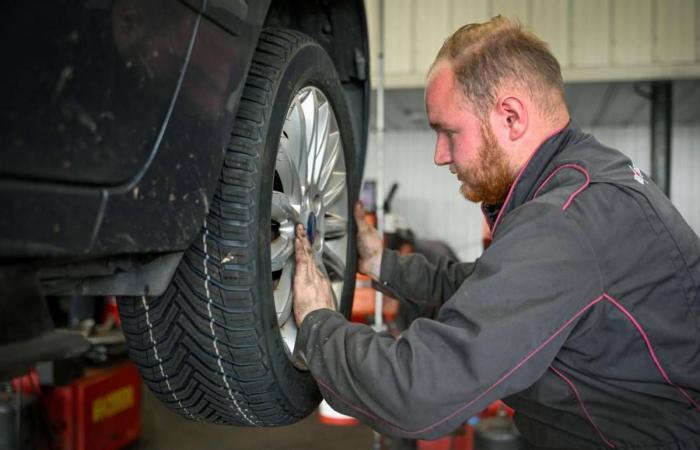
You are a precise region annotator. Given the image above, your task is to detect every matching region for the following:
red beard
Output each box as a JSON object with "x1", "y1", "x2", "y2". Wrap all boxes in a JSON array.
[{"x1": 457, "y1": 123, "x2": 515, "y2": 204}]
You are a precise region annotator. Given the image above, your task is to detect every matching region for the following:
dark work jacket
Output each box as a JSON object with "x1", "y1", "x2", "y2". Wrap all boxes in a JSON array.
[{"x1": 294, "y1": 121, "x2": 700, "y2": 449}]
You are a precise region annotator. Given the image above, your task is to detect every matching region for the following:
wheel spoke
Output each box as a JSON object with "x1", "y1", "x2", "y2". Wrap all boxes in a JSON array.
[
  {"x1": 276, "y1": 139, "x2": 303, "y2": 201},
  {"x1": 271, "y1": 191, "x2": 299, "y2": 272},
  {"x1": 324, "y1": 213, "x2": 347, "y2": 240},
  {"x1": 318, "y1": 130, "x2": 340, "y2": 191},
  {"x1": 282, "y1": 97, "x2": 308, "y2": 191},
  {"x1": 331, "y1": 281, "x2": 343, "y2": 311},
  {"x1": 278, "y1": 316, "x2": 297, "y2": 355},
  {"x1": 322, "y1": 242, "x2": 346, "y2": 280},
  {"x1": 319, "y1": 263, "x2": 340, "y2": 310},
  {"x1": 322, "y1": 172, "x2": 346, "y2": 208},
  {"x1": 312, "y1": 101, "x2": 330, "y2": 185},
  {"x1": 274, "y1": 262, "x2": 293, "y2": 326},
  {"x1": 270, "y1": 238, "x2": 294, "y2": 272},
  {"x1": 301, "y1": 90, "x2": 319, "y2": 187},
  {"x1": 271, "y1": 191, "x2": 300, "y2": 223}
]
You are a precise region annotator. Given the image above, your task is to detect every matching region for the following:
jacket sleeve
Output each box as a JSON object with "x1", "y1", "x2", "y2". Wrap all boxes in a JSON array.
[
  {"x1": 373, "y1": 249, "x2": 476, "y2": 311},
  {"x1": 293, "y1": 204, "x2": 604, "y2": 439}
]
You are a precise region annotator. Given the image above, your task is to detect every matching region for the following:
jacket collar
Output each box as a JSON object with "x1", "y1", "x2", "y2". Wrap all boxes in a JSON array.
[{"x1": 482, "y1": 120, "x2": 587, "y2": 234}]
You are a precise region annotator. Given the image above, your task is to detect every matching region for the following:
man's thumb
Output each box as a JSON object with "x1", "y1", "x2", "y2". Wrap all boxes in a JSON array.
[
  {"x1": 294, "y1": 236, "x2": 308, "y2": 266},
  {"x1": 354, "y1": 201, "x2": 367, "y2": 228}
]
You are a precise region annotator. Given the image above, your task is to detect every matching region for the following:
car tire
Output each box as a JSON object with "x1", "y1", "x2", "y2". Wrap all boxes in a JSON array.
[{"x1": 118, "y1": 28, "x2": 358, "y2": 426}]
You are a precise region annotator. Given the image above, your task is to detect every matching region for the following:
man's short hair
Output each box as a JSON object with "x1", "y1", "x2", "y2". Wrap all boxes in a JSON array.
[{"x1": 433, "y1": 16, "x2": 565, "y2": 121}]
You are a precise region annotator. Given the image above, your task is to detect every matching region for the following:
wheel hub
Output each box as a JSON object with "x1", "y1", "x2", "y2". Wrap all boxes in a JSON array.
[{"x1": 306, "y1": 212, "x2": 317, "y2": 244}]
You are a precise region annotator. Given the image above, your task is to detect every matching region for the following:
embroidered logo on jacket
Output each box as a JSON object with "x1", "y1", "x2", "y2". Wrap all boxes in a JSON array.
[{"x1": 628, "y1": 165, "x2": 646, "y2": 185}]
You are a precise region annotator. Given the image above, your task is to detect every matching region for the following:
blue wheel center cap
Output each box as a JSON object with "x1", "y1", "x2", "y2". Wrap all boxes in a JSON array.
[{"x1": 306, "y1": 213, "x2": 317, "y2": 245}]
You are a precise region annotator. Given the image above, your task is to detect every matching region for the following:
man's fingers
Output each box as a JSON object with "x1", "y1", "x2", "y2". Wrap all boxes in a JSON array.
[
  {"x1": 295, "y1": 223, "x2": 308, "y2": 239},
  {"x1": 294, "y1": 226, "x2": 310, "y2": 263},
  {"x1": 296, "y1": 224, "x2": 314, "y2": 255},
  {"x1": 294, "y1": 235, "x2": 305, "y2": 261},
  {"x1": 354, "y1": 201, "x2": 368, "y2": 229},
  {"x1": 294, "y1": 224, "x2": 316, "y2": 274}
]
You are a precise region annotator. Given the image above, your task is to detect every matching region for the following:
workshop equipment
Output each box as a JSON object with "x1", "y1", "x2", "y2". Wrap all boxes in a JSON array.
[
  {"x1": 473, "y1": 416, "x2": 523, "y2": 450},
  {"x1": 0, "y1": 384, "x2": 39, "y2": 450},
  {"x1": 318, "y1": 399, "x2": 360, "y2": 426},
  {"x1": 12, "y1": 361, "x2": 141, "y2": 450}
]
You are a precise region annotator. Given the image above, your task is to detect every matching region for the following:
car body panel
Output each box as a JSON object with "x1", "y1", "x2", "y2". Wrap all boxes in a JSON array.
[
  {"x1": 1, "y1": 1, "x2": 196, "y2": 186},
  {"x1": 0, "y1": 0, "x2": 369, "y2": 301},
  {"x1": 1, "y1": 0, "x2": 268, "y2": 258}
]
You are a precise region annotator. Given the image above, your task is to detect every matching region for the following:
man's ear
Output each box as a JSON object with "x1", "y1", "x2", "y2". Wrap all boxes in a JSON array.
[{"x1": 495, "y1": 96, "x2": 527, "y2": 141}]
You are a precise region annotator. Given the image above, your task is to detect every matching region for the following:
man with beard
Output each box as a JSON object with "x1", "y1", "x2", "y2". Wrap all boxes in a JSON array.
[{"x1": 292, "y1": 16, "x2": 700, "y2": 449}]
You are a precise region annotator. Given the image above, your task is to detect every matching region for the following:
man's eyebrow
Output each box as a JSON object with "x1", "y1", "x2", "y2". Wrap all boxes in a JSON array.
[{"x1": 429, "y1": 121, "x2": 443, "y2": 130}]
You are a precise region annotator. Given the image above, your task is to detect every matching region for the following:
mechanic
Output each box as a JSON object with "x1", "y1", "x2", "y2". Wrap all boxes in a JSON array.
[{"x1": 291, "y1": 16, "x2": 700, "y2": 449}]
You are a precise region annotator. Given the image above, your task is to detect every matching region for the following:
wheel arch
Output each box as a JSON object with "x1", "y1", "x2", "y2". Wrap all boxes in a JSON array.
[
  {"x1": 31, "y1": 1, "x2": 370, "y2": 298},
  {"x1": 264, "y1": 0, "x2": 370, "y2": 178}
]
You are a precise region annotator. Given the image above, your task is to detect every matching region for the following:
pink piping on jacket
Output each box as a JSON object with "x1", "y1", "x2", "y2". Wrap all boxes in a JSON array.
[
  {"x1": 315, "y1": 293, "x2": 700, "y2": 437},
  {"x1": 315, "y1": 295, "x2": 608, "y2": 436},
  {"x1": 490, "y1": 124, "x2": 569, "y2": 235},
  {"x1": 533, "y1": 163, "x2": 591, "y2": 210},
  {"x1": 603, "y1": 293, "x2": 700, "y2": 412},
  {"x1": 549, "y1": 366, "x2": 616, "y2": 448}
]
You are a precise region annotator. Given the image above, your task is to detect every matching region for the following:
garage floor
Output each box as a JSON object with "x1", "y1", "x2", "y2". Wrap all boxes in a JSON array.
[{"x1": 129, "y1": 384, "x2": 376, "y2": 450}]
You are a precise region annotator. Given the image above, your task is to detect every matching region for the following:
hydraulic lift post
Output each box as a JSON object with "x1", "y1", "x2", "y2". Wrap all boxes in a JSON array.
[{"x1": 650, "y1": 81, "x2": 672, "y2": 197}]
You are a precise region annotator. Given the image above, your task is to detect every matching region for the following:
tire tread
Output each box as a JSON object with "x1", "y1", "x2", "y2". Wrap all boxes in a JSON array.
[{"x1": 119, "y1": 29, "x2": 321, "y2": 425}]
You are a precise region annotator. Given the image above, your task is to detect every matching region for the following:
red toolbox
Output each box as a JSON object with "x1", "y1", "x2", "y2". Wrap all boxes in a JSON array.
[{"x1": 39, "y1": 361, "x2": 142, "y2": 450}]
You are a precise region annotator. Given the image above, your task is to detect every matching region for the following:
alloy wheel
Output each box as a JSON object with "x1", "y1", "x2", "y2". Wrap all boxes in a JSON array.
[{"x1": 270, "y1": 86, "x2": 349, "y2": 354}]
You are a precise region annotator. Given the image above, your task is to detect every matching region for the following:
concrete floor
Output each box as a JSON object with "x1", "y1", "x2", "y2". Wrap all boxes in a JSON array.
[{"x1": 129, "y1": 385, "x2": 377, "y2": 450}]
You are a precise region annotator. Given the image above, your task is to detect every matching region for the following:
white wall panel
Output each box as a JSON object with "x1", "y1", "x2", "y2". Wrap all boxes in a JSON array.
[
  {"x1": 377, "y1": 0, "x2": 700, "y2": 87},
  {"x1": 450, "y1": 0, "x2": 490, "y2": 31},
  {"x1": 654, "y1": 0, "x2": 696, "y2": 64},
  {"x1": 588, "y1": 124, "x2": 700, "y2": 234},
  {"x1": 491, "y1": 0, "x2": 531, "y2": 25},
  {"x1": 587, "y1": 125, "x2": 651, "y2": 173},
  {"x1": 671, "y1": 125, "x2": 700, "y2": 234},
  {"x1": 385, "y1": 0, "x2": 414, "y2": 74},
  {"x1": 414, "y1": 0, "x2": 451, "y2": 73},
  {"x1": 531, "y1": 0, "x2": 570, "y2": 67},
  {"x1": 612, "y1": 0, "x2": 653, "y2": 65},
  {"x1": 365, "y1": 0, "x2": 380, "y2": 82},
  {"x1": 697, "y1": 0, "x2": 700, "y2": 61},
  {"x1": 363, "y1": 131, "x2": 485, "y2": 262},
  {"x1": 571, "y1": 0, "x2": 611, "y2": 67}
]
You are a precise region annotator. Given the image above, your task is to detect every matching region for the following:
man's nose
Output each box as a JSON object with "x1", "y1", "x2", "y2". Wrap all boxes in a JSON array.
[{"x1": 434, "y1": 137, "x2": 451, "y2": 166}]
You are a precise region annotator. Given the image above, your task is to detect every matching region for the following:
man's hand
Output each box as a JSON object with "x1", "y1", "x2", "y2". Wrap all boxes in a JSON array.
[
  {"x1": 354, "y1": 201, "x2": 383, "y2": 280},
  {"x1": 293, "y1": 224, "x2": 336, "y2": 326}
]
